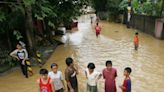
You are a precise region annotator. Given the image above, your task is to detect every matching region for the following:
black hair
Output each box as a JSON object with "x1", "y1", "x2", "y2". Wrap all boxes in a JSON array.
[
  {"x1": 39, "y1": 68, "x2": 48, "y2": 75},
  {"x1": 87, "y1": 63, "x2": 95, "y2": 69},
  {"x1": 106, "y1": 60, "x2": 112, "y2": 66},
  {"x1": 125, "y1": 67, "x2": 132, "y2": 74},
  {"x1": 135, "y1": 32, "x2": 138, "y2": 35},
  {"x1": 66, "y1": 57, "x2": 73, "y2": 66},
  {"x1": 17, "y1": 42, "x2": 22, "y2": 46},
  {"x1": 96, "y1": 23, "x2": 99, "y2": 26},
  {"x1": 51, "y1": 63, "x2": 58, "y2": 68}
]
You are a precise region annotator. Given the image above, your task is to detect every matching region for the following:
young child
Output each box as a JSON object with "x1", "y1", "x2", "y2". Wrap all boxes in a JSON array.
[
  {"x1": 37, "y1": 68, "x2": 54, "y2": 92},
  {"x1": 10, "y1": 42, "x2": 29, "y2": 78},
  {"x1": 85, "y1": 63, "x2": 102, "y2": 92},
  {"x1": 95, "y1": 23, "x2": 101, "y2": 38},
  {"x1": 103, "y1": 60, "x2": 117, "y2": 92},
  {"x1": 65, "y1": 57, "x2": 79, "y2": 92},
  {"x1": 134, "y1": 32, "x2": 139, "y2": 50},
  {"x1": 119, "y1": 67, "x2": 132, "y2": 92},
  {"x1": 48, "y1": 63, "x2": 65, "y2": 92}
]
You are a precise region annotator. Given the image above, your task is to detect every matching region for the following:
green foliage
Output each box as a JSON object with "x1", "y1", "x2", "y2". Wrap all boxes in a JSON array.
[
  {"x1": 32, "y1": 0, "x2": 89, "y2": 29},
  {"x1": 132, "y1": 0, "x2": 140, "y2": 13},
  {"x1": 0, "y1": 11, "x2": 6, "y2": 22},
  {"x1": 33, "y1": 0, "x2": 55, "y2": 20},
  {"x1": 48, "y1": 21, "x2": 55, "y2": 29},
  {"x1": 119, "y1": 0, "x2": 128, "y2": 13},
  {"x1": 0, "y1": 0, "x2": 89, "y2": 68},
  {"x1": 0, "y1": 49, "x2": 15, "y2": 67},
  {"x1": 23, "y1": 0, "x2": 36, "y2": 7},
  {"x1": 132, "y1": 0, "x2": 163, "y2": 16},
  {"x1": 13, "y1": 30, "x2": 23, "y2": 40},
  {"x1": 91, "y1": 0, "x2": 108, "y2": 12},
  {"x1": 91, "y1": 0, "x2": 123, "y2": 21},
  {"x1": 0, "y1": 0, "x2": 89, "y2": 34}
]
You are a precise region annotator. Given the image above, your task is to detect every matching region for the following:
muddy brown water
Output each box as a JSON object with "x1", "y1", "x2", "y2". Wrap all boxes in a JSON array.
[{"x1": 0, "y1": 15, "x2": 164, "y2": 92}]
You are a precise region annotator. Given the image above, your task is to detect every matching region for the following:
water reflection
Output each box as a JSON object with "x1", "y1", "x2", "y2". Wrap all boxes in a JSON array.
[{"x1": 66, "y1": 14, "x2": 164, "y2": 92}]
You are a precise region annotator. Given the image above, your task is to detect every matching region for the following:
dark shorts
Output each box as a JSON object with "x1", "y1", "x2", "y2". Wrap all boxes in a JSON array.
[
  {"x1": 96, "y1": 32, "x2": 100, "y2": 37},
  {"x1": 87, "y1": 84, "x2": 97, "y2": 92},
  {"x1": 134, "y1": 44, "x2": 138, "y2": 50},
  {"x1": 55, "y1": 88, "x2": 64, "y2": 92}
]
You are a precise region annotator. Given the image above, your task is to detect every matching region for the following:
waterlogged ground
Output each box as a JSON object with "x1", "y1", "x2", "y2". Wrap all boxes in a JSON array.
[{"x1": 0, "y1": 14, "x2": 164, "y2": 92}]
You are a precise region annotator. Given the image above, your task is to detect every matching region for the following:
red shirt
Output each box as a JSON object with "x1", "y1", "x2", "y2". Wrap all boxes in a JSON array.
[
  {"x1": 95, "y1": 26, "x2": 101, "y2": 33},
  {"x1": 122, "y1": 78, "x2": 131, "y2": 92},
  {"x1": 39, "y1": 77, "x2": 53, "y2": 92},
  {"x1": 134, "y1": 36, "x2": 139, "y2": 45}
]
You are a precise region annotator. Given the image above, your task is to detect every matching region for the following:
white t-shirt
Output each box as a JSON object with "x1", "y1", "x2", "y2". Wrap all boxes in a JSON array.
[
  {"x1": 85, "y1": 69, "x2": 100, "y2": 86},
  {"x1": 48, "y1": 71, "x2": 64, "y2": 90},
  {"x1": 10, "y1": 49, "x2": 28, "y2": 60}
]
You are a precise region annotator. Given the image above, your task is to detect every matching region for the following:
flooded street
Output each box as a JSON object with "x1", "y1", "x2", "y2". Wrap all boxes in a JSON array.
[
  {"x1": 70, "y1": 15, "x2": 164, "y2": 92},
  {"x1": 0, "y1": 14, "x2": 164, "y2": 92}
]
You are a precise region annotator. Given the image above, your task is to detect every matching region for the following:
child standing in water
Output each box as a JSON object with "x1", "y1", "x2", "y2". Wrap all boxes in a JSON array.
[
  {"x1": 103, "y1": 60, "x2": 117, "y2": 92},
  {"x1": 95, "y1": 23, "x2": 101, "y2": 38},
  {"x1": 10, "y1": 42, "x2": 29, "y2": 78},
  {"x1": 134, "y1": 32, "x2": 139, "y2": 50},
  {"x1": 48, "y1": 63, "x2": 65, "y2": 92},
  {"x1": 37, "y1": 68, "x2": 54, "y2": 92},
  {"x1": 85, "y1": 63, "x2": 102, "y2": 92},
  {"x1": 119, "y1": 67, "x2": 132, "y2": 92},
  {"x1": 65, "y1": 57, "x2": 79, "y2": 92}
]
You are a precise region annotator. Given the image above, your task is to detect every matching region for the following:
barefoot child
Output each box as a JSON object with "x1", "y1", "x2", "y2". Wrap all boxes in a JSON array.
[
  {"x1": 85, "y1": 63, "x2": 102, "y2": 92},
  {"x1": 65, "y1": 57, "x2": 79, "y2": 92},
  {"x1": 119, "y1": 67, "x2": 132, "y2": 92},
  {"x1": 95, "y1": 23, "x2": 101, "y2": 38},
  {"x1": 103, "y1": 60, "x2": 117, "y2": 92},
  {"x1": 37, "y1": 69, "x2": 55, "y2": 92},
  {"x1": 134, "y1": 32, "x2": 139, "y2": 50},
  {"x1": 49, "y1": 63, "x2": 65, "y2": 92},
  {"x1": 10, "y1": 43, "x2": 29, "y2": 78}
]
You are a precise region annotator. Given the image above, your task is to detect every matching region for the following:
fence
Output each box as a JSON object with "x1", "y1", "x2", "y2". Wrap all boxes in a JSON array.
[{"x1": 130, "y1": 14, "x2": 160, "y2": 36}]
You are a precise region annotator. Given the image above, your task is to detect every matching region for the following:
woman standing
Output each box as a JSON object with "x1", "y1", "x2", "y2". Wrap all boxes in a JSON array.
[{"x1": 10, "y1": 42, "x2": 29, "y2": 78}]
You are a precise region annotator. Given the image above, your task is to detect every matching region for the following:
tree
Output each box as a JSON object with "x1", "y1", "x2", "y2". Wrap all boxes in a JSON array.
[{"x1": 0, "y1": 0, "x2": 90, "y2": 51}]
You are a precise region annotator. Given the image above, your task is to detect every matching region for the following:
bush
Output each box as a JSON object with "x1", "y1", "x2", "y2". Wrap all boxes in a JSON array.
[
  {"x1": 97, "y1": 12, "x2": 109, "y2": 20},
  {"x1": 132, "y1": 0, "x2": 162, "y2": 16},
  {"x1": 0, "y1": 49, "x2": 17, "y2": 67}
]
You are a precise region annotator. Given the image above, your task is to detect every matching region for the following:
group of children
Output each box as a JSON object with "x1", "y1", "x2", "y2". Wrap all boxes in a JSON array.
[
  {"x1": 95, "y1": 23, "x2": 139, "y2": 50},
  {"x1": 37, "y1": 57, "x2": 132, "y2": 92},
  {"x1": 37, "y1": 63, "x2": 65, "y2": 92},
  {"x1": 37, "y1": 57, "x2": 78, "y2": 92},
  {"x1": 9, "y1": 18, "x2": 136, "y2": 92},
  {"x1": 85, "y1": 61, "x2": 132, "y2": 92}
]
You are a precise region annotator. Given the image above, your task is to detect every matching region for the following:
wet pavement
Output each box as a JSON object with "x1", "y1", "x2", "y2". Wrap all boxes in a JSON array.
[{"x1": 0, "y1": 14, "x2": 164, "y2": 92}]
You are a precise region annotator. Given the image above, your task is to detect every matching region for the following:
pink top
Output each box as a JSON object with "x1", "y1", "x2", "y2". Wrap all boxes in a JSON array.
[
  {"x1": 103, "y1": 68, "x2": 117, "y2": 92},
  {"x1": 95, "y1": 26, "x2": 101, "y2": 33}
]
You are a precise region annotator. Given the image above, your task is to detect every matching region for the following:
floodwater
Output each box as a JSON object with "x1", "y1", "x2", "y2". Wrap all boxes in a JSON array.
[
  {"x1": 68, "y1": 14, "x2": 164, "y2": 92},
  {"x1": 0, "y1": 14, "x2": 164, "y2": 92}
]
